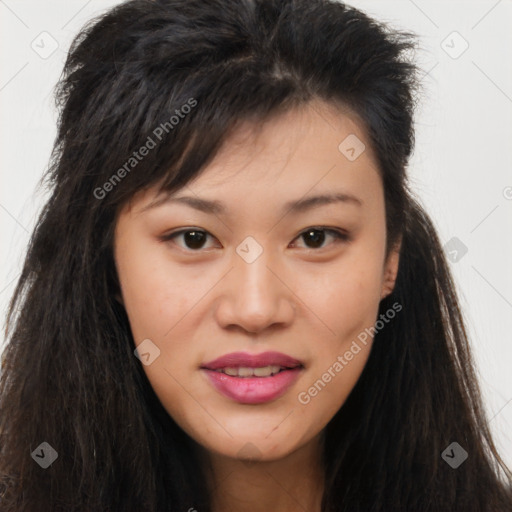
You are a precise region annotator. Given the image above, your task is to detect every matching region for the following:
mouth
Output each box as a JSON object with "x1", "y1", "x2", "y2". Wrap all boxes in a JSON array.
[{"x1": 200, "y1": 351, "x2": 305, "y2": 404}]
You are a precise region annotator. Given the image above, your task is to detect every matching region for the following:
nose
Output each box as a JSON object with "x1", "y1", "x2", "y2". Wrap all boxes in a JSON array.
[{"x1": 214, "y1": 249, "x2": 296, "y2": 334}]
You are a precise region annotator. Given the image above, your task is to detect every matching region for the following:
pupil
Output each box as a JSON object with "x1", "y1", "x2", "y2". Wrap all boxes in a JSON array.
[
  {"x1": 304, "y1": 229, "x2": 324, "y2": 248},
  {"x1": 184, "y1": 231, "x2": 206, "y2": 249}
]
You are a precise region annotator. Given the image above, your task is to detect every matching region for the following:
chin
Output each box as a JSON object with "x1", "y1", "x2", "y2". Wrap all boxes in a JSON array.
[{"x1": 203, "y1": 429, "x2": 308, "y2": 463}]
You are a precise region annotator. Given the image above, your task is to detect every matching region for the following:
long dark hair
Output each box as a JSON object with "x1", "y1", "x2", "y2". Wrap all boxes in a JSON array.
[{"x1": 1, "y1": 0, "x2": 511, "y2": 510}]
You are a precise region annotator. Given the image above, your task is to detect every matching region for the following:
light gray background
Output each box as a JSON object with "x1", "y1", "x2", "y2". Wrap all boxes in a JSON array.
[{"x1": 1, "y1": 0, "x2": 511, "y2": 470}]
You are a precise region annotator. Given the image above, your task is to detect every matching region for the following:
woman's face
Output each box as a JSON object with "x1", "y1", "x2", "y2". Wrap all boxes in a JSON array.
[{"x1": 114, "y1": 100, "x2": 399, "y2": 462}]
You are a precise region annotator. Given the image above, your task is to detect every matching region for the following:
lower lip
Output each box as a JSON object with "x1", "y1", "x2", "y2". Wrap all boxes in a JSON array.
[{"x1": 201, "y1": 368, "x2": 303, "y2": 404}]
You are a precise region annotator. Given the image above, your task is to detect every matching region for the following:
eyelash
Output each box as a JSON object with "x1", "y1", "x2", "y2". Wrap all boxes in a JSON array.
[{"x1": 159, "y1": 226, "x2": 350, "y2": 252}]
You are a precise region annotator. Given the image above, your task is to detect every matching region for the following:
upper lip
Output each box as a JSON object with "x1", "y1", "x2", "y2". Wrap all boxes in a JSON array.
[{"x1": 201, "y1": 351, "x2": 303, "y2": 370}]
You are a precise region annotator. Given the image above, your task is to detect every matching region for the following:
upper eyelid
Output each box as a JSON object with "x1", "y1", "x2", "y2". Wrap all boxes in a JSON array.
[
  {"x1": 165, "y1": 225, "x2": 347, "y2": 234},
  {"x1": 163, "y1": 226, "x2": 346, "y2": 238}
]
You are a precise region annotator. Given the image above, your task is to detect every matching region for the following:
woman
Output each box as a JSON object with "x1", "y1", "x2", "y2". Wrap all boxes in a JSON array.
[{"x1": 1, "y1": 0, "x2": 511, "y2": 510}]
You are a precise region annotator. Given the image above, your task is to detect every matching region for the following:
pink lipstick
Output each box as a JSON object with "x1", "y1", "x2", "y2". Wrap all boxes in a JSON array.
[{"x1": 200, "y1": 351, "x2": 304, "y2": 404}]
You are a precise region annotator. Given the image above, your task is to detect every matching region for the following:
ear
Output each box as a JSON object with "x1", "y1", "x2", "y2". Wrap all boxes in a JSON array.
[
  {"x1": 380, "y1": 238, "x2": 401, "y2": 300},
  {"x1": 114, "y1": 291, "x2": 124, "y2": 306}
]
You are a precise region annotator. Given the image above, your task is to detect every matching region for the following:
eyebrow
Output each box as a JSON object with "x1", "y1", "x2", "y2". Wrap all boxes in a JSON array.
[{"x1": 141, "y1": 191, "x2": 363, "y2": 215}]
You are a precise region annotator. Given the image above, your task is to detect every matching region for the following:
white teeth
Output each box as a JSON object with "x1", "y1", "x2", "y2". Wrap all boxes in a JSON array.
[
  {"x1": 238, "y1": 366, "x2": 255, "y2": 377},
  {"x1": 253, "y1": 365, "x2": 281, "y2": 377},
  {"x1": 217, "y1": 365, "x2": 283, "y2": 377}
]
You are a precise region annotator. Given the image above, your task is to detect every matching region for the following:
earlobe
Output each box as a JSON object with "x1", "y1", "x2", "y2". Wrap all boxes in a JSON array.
[{"x1": 381, "y1": 241, "x2": 401, "y2": 299}]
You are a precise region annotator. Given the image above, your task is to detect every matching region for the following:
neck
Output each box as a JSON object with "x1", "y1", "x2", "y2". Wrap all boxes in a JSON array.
[{"x1": 198, "y1": 433, "x2": 325, "y2": 512}]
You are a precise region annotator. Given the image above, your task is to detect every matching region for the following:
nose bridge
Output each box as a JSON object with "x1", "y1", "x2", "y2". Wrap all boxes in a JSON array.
[
  {"x1": 215, "y1": 243, "x2": 294, "y2": 332},
  {"x1": 235, "y1": 246, "x2": 280, "y2": 314},
  {"x1": 238, "y1": 249, "x2": 276, "y2": 299}
]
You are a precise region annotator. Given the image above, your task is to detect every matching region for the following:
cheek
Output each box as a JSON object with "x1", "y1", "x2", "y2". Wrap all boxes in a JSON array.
[
  {"x1": 116, "y1": 240, "x2": 203, "y2": 342},
  {"x1": 292, "y1": 240, "x2": 385, "y2": 412},
  {"x1": 300, "y1": 246, "x2": 385, "y2": 340},
  {"x1": 116, "y1": 251, "x2": 208, "y2": 433}
]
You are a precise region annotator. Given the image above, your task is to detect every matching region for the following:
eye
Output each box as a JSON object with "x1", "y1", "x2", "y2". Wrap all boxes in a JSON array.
[
  {"x1": 160, "y1": 226, "x2": 349, "y2": 252},
  {"x1": 289, "y1": 227, "x2": 349, "y2": 250},
  {"x1": 160, "y1": 228, "x2": 220, "y2": 251}
]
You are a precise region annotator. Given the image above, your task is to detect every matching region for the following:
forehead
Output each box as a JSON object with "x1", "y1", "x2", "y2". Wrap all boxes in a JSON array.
[
  {"x1": 125, "y1": 99, "x2": 382, "y2": 216},
  {"x1": 177, "y1": 101, "x2": 381, "y2": 207}
]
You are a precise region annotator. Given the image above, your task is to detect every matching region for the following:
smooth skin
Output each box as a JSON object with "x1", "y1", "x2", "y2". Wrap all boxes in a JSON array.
[{"x1": 114, "y1": 100, "x2": 400, "y2": 512}]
